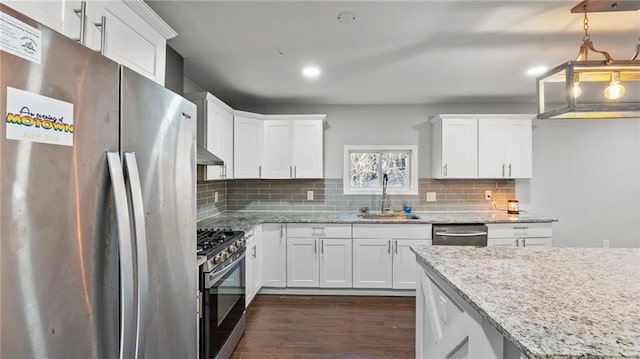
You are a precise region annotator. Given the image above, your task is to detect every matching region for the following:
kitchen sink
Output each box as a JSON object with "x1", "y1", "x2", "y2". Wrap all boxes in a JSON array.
[{"x1": 357, "y1": 213, "x2": 420, "y2": 220}]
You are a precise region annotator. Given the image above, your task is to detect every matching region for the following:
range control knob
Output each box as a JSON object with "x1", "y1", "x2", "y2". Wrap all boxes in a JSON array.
[
  {"x1": 213, "y1": 254, "x2": 223, "y2": 265},
  {"x1": 228, "y1": 245, "x2": 237, "y2": 254},
  {"x1": 235, "y1": 240, "x2": 243, "y2": 249}
]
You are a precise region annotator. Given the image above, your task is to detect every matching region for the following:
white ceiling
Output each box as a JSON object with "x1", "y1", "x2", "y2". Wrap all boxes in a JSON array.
[{"x1": 147, "y1": 1, "x2": 640, "y2": 106}]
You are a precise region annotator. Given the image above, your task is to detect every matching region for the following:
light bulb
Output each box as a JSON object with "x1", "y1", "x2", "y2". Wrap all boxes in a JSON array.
[
  {"x1": 572, "y1": 82, "x2": 582, "y2": 98},
  {"x1": 604, "y1": 72, "x2": 625, "y2": 100},
  {"x1": 604, "y1": 83, "x2": 625, "y2": 100}
]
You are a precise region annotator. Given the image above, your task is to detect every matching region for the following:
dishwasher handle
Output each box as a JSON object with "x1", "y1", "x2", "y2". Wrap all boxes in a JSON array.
[{"x1": 434, "y1": 231, "x2": 488, "y2": 237}]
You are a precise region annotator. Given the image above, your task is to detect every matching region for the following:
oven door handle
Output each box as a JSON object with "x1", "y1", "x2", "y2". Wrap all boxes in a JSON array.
[{"x1": 208, "y1": 251, "x2": 246, "y2": 287}]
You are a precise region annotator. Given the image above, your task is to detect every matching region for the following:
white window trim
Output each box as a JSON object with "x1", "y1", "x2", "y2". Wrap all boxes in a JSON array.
[{"x1": 343, "y1": 145, "x2": 419, "y2": 195}]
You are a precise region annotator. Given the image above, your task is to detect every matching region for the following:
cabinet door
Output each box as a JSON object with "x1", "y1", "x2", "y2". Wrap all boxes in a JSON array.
[
  {"x1": 441, "y1": 118, "x2": 478, "y2": 178},
  {"x1": 88, "y1": 1, "x2": 166, "y2": 84},
  {"x1": 262, "y1": 224, "x2": 286, "y2": 288},
  {"x1": 292, "y1": 120, "x2": 323, "y2": 178},
  {"x1": 245, "y1": 234, "x2": 255, "y2": 308},
  {"x1": 521, "y1": 237, "x2": 552, "y2": 248},
  {"x1": 252, "y1": 227, "x2": 263, "y2": 296},
  {"x1": 5, "y1": 1, "x2": 81, "y2": 39},
  {"x1": 219, "y1": 109, "x2": 234, "y2": 179},
  {"x1": 393, "y1": 239, "x2": 430, "y2": 290},
  {"x1": 263, "y1": 120, "x2": 293, "y2": 178},
  {"x1": 286, "y1": 238, "x2": 319, "y2": 287},
  {"x1": 478, "y1": 119, "x2": 507, "y2": 178},
  {"x1": 234, "y1": 116, "x2": 264, "y2": 179},
  {"x1": 352, "y1": 239, "x2": 392, "y2": 289},
  {"x1": 319, "y1": 238, "x2": 352, "y2": 288},
  {"x1": 505, "y1": 119, "x2": 532, "y2": 178},
  {"x1": 487, "y1": 238, "x2": 518, "y2": 247}
]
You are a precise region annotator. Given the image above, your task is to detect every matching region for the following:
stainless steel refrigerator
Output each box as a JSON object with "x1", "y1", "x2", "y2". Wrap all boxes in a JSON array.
[{"x1": 0, "y1": 5, "x2": 197, "y2": 358}]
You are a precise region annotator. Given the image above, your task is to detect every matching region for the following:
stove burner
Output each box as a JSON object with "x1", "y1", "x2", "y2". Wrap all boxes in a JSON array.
[{"x1": 197, "y1": 228, "x2": 245, "y2": 259}]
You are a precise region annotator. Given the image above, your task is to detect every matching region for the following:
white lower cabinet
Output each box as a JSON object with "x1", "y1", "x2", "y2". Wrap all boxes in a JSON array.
[
  {"x1": 286, "y1": 237, "x2": 353, "y2": 288},
  {"x1": 245, "y1": 226, "x2": 263, "y2": 308},
  {"x1": 393, "y1": 239, "x2": 431, "y2": 289},
  {"x1": 353, "y1": 224, "x2": 432, "y2": 290},
  {"x1": 286, "y1": 238, "x2": 319, "y2": 287},
  {"x1": 286, "y1": 224, "x2": 352, "y2": 288},
  {"x1": 262, "y1": 224, "x2": 286, "y2": 288},
  {"x1": 319, "y1": 239, "x2": 352, "y2": 288},
  {"x1": 353, "y1": 239, "x2": 393, "y2": 289},
  {"x1": 487, "y1": 223, "x2": 553, "y2": 248}
]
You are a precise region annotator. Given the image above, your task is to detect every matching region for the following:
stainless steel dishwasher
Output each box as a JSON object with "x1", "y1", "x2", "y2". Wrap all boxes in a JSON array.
[{"x1": 432, "y1": 224, "x2": 488, "y2": 246}]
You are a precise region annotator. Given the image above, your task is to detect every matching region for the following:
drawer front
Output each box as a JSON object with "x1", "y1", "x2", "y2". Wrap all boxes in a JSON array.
[
  {"x1": 353, "y1": 224, "x2": 432, "y2": 239},
  {"x1": 487, "y1": 223, "x2": 552, "y2": 238},
  {"x1": 286, "y1": 223, "x2": 352, "y2": 238}
]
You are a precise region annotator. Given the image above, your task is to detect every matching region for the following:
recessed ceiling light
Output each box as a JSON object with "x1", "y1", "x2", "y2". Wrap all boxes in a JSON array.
[
  {"x1": 526, "y1": 66, "x2": 548, "y2": 76},
  {"x1": 302, "y1": 66, "x2": 321, "y2": 78},
  {"x1": 337, "y1": 11, "x2": 356, "y2": 24}
]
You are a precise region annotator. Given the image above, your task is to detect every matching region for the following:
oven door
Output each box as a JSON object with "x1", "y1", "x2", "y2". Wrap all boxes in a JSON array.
[{"x1": 201, "y1": 251, "x2": 246, "y2": 359}]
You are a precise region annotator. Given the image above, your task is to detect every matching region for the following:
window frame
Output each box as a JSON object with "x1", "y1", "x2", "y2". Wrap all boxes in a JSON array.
[{"x1": 343, "y1": 145, "x2": 419, "y2": 195}]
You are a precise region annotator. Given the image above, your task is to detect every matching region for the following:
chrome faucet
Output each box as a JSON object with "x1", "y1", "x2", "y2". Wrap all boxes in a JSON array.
[{"x1": 381, "y1": 173, "x2": 389, "y2": 213}]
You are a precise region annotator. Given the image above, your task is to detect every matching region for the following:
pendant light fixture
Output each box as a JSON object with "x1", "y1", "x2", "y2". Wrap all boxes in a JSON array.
[{"x1": 536, "y1": 1, "x2": 640, "y2": 119}]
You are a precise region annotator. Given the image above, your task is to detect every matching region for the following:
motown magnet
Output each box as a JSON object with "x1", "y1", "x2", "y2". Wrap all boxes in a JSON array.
[{"x1": 5, "y1": 87, "x2": 74, "y2": 146}]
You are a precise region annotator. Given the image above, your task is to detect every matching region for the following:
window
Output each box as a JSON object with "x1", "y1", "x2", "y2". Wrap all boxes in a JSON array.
[{"x1": 343, "y1": 145, "x2": 418, "y2": 195}]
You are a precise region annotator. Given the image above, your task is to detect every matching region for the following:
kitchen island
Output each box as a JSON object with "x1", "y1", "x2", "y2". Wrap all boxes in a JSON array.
[{"x1": 411, "y1": 246, "x2": 640, "y2": 358}]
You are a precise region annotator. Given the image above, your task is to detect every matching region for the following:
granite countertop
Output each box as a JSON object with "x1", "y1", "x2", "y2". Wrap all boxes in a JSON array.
[
  {"x1": 197, "y1": 211, "x2": 558, "y2": 231},
  {"x1": 411, "y1": 246, "x2": 640, "y2": 358}
]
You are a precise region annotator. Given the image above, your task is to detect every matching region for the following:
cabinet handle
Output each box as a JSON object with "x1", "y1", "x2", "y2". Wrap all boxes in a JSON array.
[
  {"x1": 259, "y1": 165, "x2": 262, "y2": 179},
  {"x1": 502, "y1": 164, "x2": 505, "y2": 177},
  {"x1": 443, "y1": 164, "x2": 448, "y2": 177},
  {"x1": 508, "y1": 164, "x2": 512, "y2": 177},
  {"x1": 516, "y1": 238, "x2": 520, "y2": 247},
  {"x1": 289, "y1": 165, "x2": 292, "y2": 178},
  {"x1": 314, "y1": 240, "x2": 317, "y2": 253},
  {"x1": 252, "y1": 245, "x2": 256, "y2": 258},
  {"x1": 224, "y1": 165, "x2": 228, "y2": 179},
  {"x1": 94, "y1": 16, "x2": 106, "y2": 55},
  {"x1": 181, "y1": 112, "x2": 191, "y2": 120},
  {"x1": 280, "y1": 224, "x2": 283, "y2": 240},
  {"x1": 513, "y1": 226, "x2": 528, "y2": 230},
  {"x1": 294, "y1": 165, "x2": 297, "y2": 178},
  {"x1": 388, "y1": 240, "x2": 391, "y2": 254},
  {"x1": 73, "y1": 1, "x2": 86, "y2": 45},
  {"x1": 321, "y1": 239, "x2": 324, "y2": 254},
  {"x1": 394, "y1": 240, "x2": 398, "y2": 254},
  {"x1": 522, "y1": 238, "x2": 526, "y2": 247}
]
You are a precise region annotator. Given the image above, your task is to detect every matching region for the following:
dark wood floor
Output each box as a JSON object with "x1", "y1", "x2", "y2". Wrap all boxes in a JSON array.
[{"x1": 231, "y1": 295, "x2": 415, "y2": 359}]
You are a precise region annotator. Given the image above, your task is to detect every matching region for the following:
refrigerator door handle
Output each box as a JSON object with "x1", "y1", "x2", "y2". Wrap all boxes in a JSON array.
[
  {"x1": 106, "y1": 152, "x2": 136, "y2": 359},
  {"x1": 124, "y1": 152, "x2": 149, "y2": 359}
]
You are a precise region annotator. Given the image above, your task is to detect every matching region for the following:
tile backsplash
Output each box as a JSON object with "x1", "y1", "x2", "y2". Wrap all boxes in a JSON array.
[{"x1": 197, "y1": 178, "x2": 515, "y2": 220}]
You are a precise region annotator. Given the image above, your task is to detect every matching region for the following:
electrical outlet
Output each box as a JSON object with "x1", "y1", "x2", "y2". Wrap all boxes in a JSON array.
[
  {"x1": 307, "y1": 190, "x2": 314, "y2": 201},
  {"x1": 485, "y1": 190, "x2": 492, "y2": 200},
  {"x1": 214, "y1": 192, "x2": 219, "y2": 203},
  {"x1": 603, "y1": 239, "x2": 610, "y2": 248},
  {"x1": 426, "y1": 192, "x2": 437, "y2": 202},
  {"x1": 438, "y1": 295, "x2": 447, "y2": 324}
]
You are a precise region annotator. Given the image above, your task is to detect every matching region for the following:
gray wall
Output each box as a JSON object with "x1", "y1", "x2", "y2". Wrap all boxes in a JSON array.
[
  {"x1": 164, "y1": 45, "x2": 184, "y2": 95},
  {"x1": 516, "y1": 119, "x2": 640, "y2": 248}
]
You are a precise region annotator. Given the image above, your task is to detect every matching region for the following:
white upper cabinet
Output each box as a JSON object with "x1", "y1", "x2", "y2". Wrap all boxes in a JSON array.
[
  {"x1": 262, "y1": 115, "x2": 325, "y2": 179},
  {"x1": 4, "y1": 1, "x2": 81, "y2": 39},
  {"x1": 7, "y1": 0, "x2": 175, "y2": 85},
  {"x1": 432, "y1": 114, "x2": 533, "y2": 179},
  {"x1": 233, "y1": 112, "x2": 264, "y2": 179},
  {"x1": 292, "y1": 120, "x2": 324, "y2": 178},
  {"x1": 93, "y1": 1, "x2": 171, "y2": 85},
  {"x1": 478, "y1": 116, "x2": 532, "y2": 179},
  {"x1": 431, "y1": 116, "x2": 478, "y2": 179},
  {"x1": 185, "y1": 92, "x2": 234, "y2": 180},
  {"x1": 264, "y1": 120, "x2": 294, "y2": 179}
]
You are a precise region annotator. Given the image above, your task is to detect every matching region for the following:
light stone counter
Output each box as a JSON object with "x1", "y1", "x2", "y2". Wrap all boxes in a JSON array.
[
  {"x1": 411, "y1": 246, "x2": 640, "y2": 358},
  {"x1": 197, "y1": 211, "x2": 557, "y2": 231}
]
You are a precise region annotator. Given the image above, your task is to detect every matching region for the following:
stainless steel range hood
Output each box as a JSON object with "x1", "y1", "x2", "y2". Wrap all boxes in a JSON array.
[{"x1": 197, "y1": 144, "x2": 224, "y2": 166}]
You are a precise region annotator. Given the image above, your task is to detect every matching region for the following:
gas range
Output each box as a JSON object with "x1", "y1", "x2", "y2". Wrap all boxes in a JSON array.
[{"x1": 197, "y1": 228, "x2": 246, "y2": 273}]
